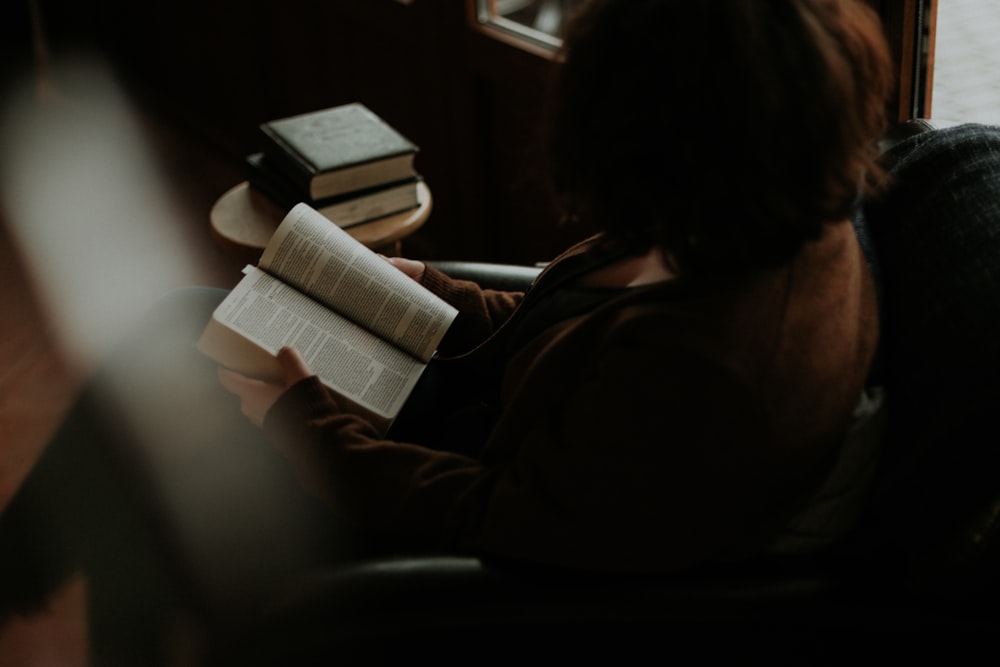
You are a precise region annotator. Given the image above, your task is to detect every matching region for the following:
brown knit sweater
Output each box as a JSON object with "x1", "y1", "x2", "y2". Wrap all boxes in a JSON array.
[{"x1": 264, "y1": 221, "x2": 878, "y2": 572}]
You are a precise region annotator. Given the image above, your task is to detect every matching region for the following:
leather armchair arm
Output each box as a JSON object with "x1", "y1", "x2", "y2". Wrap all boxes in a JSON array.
[
  {"x1": 424, "y1": 260, "x2": 542, "y2": 292},
  {"x1": 239, "y1": 554, "x2": 843, "y2": 664}
]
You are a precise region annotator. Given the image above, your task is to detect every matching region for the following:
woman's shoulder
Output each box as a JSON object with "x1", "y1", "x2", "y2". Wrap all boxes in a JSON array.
[{"x1": 585, "y1": 219, "x2": 877, "y2": 395}]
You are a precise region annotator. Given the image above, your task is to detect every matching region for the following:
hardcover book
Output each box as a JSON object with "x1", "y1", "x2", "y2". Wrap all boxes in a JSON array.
[
  {"x1": 197, "y1": 203, "x2": 457, "y2": 434},
  {"x1": 245, "y1": 152, "x2": 421, "y2": 228},
  {"x1": 259, "y1": 103, "x2": 419, "y2": 201}
]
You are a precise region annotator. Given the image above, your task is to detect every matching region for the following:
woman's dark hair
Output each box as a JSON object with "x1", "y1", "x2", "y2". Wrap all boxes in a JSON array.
[{"x1": 547, "y1": 0, "x2": 895, "y2": 276}]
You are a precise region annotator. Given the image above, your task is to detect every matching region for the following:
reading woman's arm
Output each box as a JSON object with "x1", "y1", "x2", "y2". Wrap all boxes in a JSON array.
[{"x1": 415, "y1": 264, "x2": 525, "y2": 355}]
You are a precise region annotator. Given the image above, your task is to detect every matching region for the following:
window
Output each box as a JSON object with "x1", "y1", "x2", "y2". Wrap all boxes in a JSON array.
[
  {"x1": 930, "y1": 0, "x2": 1000, "y2": 124},
  {"x1": 475, "y1": 0, "x2": 584, "y2": 48}
]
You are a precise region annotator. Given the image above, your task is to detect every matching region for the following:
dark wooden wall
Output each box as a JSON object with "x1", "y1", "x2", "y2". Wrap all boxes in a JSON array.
[
  {"x1": 23, "y1": 0, "x2": 922, "y2": 265},
  {"x1": 30, "y1": 0, "x2": 578, "y2": 266}
]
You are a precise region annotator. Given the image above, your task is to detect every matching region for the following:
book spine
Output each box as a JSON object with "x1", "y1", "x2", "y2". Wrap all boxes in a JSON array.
[{"x1": 258, "y1": 124, "x2": 320, "y2": 198}]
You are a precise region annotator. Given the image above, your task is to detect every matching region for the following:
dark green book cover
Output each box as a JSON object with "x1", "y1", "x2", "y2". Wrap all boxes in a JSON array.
[{"x1": 259, "y1": 103, "x2": 419, "y2": 199}]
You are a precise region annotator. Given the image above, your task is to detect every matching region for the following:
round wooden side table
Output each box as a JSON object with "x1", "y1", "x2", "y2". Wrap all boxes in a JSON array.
[{"x1": 210, "y1": 180, "x2": 432, "y2": 264}]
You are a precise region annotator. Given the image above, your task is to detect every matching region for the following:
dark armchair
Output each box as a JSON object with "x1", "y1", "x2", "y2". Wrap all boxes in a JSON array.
[{"x1": 219, "y1": 118, "x2": 1000, "y2": 660}]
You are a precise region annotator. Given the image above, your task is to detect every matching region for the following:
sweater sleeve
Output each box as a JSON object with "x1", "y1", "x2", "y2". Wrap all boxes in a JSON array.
[
  {"x1": 263, "y1": 377, "x2": 499, "y2": 552},
  {"x1": 417, "y1": 264, "x2": 525, "y2": 356}
]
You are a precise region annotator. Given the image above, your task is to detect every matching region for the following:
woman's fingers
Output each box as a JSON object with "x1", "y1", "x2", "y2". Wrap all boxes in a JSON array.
[{"x1": 277, "y1": 346, "x2": 312, "y2": 384}]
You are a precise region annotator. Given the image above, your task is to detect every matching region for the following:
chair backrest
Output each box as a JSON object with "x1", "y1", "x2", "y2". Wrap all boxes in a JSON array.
[{"x1": 859, "y1": 120, "x2": 1000, "y2": 598}]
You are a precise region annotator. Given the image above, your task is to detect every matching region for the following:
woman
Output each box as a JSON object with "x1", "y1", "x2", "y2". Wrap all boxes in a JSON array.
[
  {"x1": 220, "y1": 0, "x2": 892, "y2": 569},
  {"x1": 2, "y1": 0, "x2": 895, "y2": 646}
]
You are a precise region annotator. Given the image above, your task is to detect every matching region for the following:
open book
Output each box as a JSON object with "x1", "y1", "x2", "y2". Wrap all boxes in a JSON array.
[{"x1": 197, "y1": 203, "x2": 458, "y2": 434}]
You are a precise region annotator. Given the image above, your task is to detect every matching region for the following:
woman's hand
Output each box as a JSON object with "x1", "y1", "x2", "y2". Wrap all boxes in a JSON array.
[
  {"x1": 380, "y1": 255, "x2": 425, "y2": 282},
  {"x1": 217, "y1": 346, "x2": 313, "y2": 427}
]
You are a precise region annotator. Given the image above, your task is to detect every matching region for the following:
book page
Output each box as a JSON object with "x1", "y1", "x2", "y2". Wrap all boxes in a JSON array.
[
  {"x1": 211, "y1": 267, "x2": 426, "y2": 420},
  {"x1": 259, "y1": 203, "x2": 456, "y2": 363}
]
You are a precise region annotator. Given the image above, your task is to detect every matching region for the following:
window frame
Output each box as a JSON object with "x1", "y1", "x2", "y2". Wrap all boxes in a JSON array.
[
  {"x1": 473, "y1": 1, "x2": 564, "y2": 51},
  {"x1": 878, "y1": 0, "x2": 937, "y2": 121}
]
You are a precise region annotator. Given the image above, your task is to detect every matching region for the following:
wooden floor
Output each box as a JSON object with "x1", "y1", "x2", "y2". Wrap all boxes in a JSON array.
[
  {"x1": 0, "y1": 199, "x2": 89, "y2": 666},
  {"x1": 0, "y1": 70, "x2": 247, "y2": 666}
]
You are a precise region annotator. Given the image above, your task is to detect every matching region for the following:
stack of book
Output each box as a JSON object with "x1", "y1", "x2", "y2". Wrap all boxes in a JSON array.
[{"x1": 245, "y1": 103, "x2": 421, "y2": 229}]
